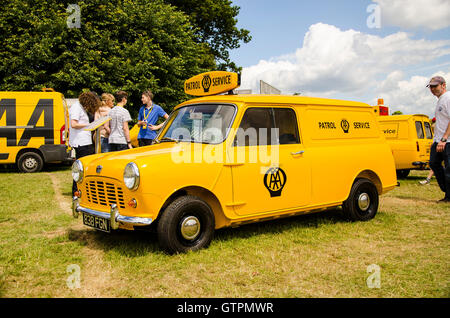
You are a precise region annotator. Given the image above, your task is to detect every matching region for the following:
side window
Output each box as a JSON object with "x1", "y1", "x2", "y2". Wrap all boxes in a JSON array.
[
  {"x1": 424, "y1": 122, "x2": 433, "y2": 139},
  {"x1": 234, "y1": 108, "x2": 273, "y2": 146},
  {"x1": 273, "y1": 108, "x2": 300, "y2": 144},
  {"x1": 415, "y1": 121, "x2": 424, "y2": 139},
  {"x1": 234, "y1": 107, "x2": 300, "y2": 146}
]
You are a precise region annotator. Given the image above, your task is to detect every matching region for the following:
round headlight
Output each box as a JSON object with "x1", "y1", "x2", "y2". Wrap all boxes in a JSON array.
[
  {"x1": 123, "y1": 162, "x2": 140, "y2": 190},
  {"x1": 72, "y1": 160, "x2": 84, "y2": 183}
]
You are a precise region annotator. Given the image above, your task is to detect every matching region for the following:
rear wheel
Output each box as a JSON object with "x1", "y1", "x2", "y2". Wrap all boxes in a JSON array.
[
  {"x1": 342, "y1": 179, "x2": 379, "y2": 221},
  {"x1": 157, "y1": 195, "x2": 215, "y2": 254},
  {"x1": 17, "y1": 152, "x2": 44, "y2": 173}
]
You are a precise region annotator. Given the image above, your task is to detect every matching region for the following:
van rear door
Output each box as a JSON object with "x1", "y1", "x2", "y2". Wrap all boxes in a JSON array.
[{"x1": 414, "y1": 120, "x2": 431, "y2": 164}]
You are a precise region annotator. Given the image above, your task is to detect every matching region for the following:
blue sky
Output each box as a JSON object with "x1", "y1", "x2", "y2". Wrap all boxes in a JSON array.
[{"x1": 229, "y1": 0, "x2": 450, "y2": 117}]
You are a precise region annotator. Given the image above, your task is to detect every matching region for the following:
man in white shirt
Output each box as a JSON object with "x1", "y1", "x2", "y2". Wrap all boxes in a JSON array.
[{"x1": 427, "y1": 76, "x2": 450, "y2": 203}]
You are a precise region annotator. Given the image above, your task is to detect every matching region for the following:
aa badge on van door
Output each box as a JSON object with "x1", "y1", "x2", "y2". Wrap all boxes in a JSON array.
[
  {"x1": 264, "y1": 167, "x2": 287, "y2": 197},
  {"x1": 341, "y1": 119, "x2": 350, "y2": 133}
]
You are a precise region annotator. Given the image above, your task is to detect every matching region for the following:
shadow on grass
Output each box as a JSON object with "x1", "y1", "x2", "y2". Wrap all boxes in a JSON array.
[
  {"x1": 67, "y1": 227, "x2": 163, "y2": 256},
  {"x1": 0, "y1": 162, "x2": 72, "y2": 173},
  {"x1": 66, "y1": 208, "x2": 348, "y2": 257}
]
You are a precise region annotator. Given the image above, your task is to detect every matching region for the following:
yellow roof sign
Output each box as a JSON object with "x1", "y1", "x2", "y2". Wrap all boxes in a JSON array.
[{"x1": 184, "y1": 71, "x2": 240, "y2": 96}]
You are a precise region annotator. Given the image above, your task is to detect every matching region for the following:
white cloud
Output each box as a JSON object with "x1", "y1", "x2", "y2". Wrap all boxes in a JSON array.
[
  {"x1": 374, "y1": 70, "x2": 450, "y2": 117},
  {"x1": 241, "y1": 23, "x2": 450, "y2": 115},
  {"x1": 374, "y1": 0, "x2": 450, "y2": 31}
]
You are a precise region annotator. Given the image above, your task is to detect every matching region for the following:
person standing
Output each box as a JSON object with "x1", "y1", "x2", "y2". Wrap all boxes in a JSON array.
[
  {"x1": 107, "y1": 90, "x2": 132, "y2": 151},
  {"x1": 94, "y1": 93, "x2": 115, "y2": 153},
  {"x1": 427, "y1": 76, "x2": 450, "y2": 203},
  {"x1": 137, "y1": 90, "x2": 169, "y2": 146},
  {"x1": 69, "y1": 91, "x2": 100, "y2": 195}
]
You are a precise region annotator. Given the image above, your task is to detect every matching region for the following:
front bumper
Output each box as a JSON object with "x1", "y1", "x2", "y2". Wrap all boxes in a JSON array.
[{"x1": 72, "y1": 197, "x2": 153, "y2": 230}]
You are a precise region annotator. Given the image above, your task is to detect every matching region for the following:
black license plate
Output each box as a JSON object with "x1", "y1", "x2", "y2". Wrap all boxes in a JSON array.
[{"x1": 82, "y1": 213, "x2": 110, "y2": 233}]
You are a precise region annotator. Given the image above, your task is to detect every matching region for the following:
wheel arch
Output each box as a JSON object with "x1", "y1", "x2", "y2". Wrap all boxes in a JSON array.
[
  {"x1": 15, "y1": 148, "x2": 44, "y2": 164},
  {"x1": 158, "y1": 186, "x2": 231, "y2": 229},
  {"x1": 354, "y1": 170, "x2": 382, "y2": 195}
]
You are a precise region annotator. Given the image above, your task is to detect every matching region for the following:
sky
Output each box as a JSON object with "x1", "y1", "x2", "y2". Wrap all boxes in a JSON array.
[{"x1": 229, "y1": 0, "x2": 450, "y2": 117}]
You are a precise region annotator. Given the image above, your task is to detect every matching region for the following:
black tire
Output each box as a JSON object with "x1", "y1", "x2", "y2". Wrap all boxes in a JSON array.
[
  {"x1": 17, "y1": 152, "x2": 44, "y2": 173},
  {"x1": 157, "y1": 195, "x2": 215, "y2": 254},
  {"x1": 396, "y1": 169, "x2": 410, "y2": 179},
  {"x1": 342, "y1": 179, "x2": 379, "y2": 221}
]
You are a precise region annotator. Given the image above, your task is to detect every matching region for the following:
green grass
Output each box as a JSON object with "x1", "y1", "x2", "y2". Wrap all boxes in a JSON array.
[{"x1": 0, "y1": 167, "x2": 448, "y2": 298}]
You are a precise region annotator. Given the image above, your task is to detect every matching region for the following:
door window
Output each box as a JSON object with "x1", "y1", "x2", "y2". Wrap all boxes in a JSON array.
[
  {"x1": 273, "y1": 108, "x2": 300, "y2": 144},
  {"x1": 424, "y1": 122, "x2": 433, "y2": 139},
  {"x1": 415, "y1": 121, "x2": 424, "y2": 139},
  {"x1": 234, "y1": 107, "x2": 299, "y2": 146}
]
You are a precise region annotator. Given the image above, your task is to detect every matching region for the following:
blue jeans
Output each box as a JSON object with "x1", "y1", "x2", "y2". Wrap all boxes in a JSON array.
[
  {"x1": 430, "y1": 142, "x2": 450, "y2": 199},
  {"x1": 101, "y1": 137, "x2": 110, "y2": 153}
]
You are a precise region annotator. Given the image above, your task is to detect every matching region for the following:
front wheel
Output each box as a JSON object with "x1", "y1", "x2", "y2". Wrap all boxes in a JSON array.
[
  {"x1": 157, "y1": 195, "x2": 215, "y2": 254},
  {"x1": 342, "y1": 179, "x2": 379, "y2": 221}
]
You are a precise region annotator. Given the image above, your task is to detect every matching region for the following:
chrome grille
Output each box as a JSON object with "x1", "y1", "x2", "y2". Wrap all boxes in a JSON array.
[{"x1": 85, "y1": 180, "x2": 126, "y2": 209}]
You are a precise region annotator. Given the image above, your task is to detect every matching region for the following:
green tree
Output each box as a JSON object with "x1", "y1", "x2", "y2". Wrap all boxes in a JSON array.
[
  {"x1": 165, "y1": 0, "x2": 251, "y2": 71},
  {"x1": 0, "y1": 0, "x2": 216, "y2": 114}
]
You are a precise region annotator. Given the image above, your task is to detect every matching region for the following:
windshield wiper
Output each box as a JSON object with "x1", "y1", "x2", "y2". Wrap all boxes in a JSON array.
[{"x1": 156, "y1": 137, "x2": 180, "y2": 143}]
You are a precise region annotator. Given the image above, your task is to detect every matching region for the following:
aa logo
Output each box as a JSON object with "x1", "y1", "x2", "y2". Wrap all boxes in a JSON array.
[
  {"x1": 341, "y1": 119, "x2": 350, "y2": 133},
  {"x1": 264, "y1": 167, "x2": 287, "y2": 197},
  {"x1": 202, "y1": 75, "x2": 212, "y2": 93}
]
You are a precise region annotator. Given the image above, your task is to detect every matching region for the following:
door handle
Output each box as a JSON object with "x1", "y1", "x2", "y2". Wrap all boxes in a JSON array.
[{"x1": 291, "y1": 150, "x2": 305, "y2": 155}]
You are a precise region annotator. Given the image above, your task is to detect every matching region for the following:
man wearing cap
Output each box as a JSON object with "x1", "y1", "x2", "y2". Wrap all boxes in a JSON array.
[{"x1": 427, "y1": 76, "x2": 450, "y2": 203}]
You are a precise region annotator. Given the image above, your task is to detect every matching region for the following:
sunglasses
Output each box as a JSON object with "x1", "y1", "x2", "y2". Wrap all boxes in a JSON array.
[{"x1": 429, "y1": 84, "x2": 440, "y2": 88}]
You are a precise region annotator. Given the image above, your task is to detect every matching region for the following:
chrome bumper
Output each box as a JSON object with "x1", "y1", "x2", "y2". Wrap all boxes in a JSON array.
[{"x1": 72, "y1": 197, "x2": 153, "y2": 230}]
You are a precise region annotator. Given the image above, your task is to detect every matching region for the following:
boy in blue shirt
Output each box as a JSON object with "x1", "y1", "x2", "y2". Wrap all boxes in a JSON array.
[{"x1": 137, "y1": 90, "x2": 169, "y2": 146}]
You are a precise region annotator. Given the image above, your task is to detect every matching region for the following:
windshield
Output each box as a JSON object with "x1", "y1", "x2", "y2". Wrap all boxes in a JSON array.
[{"x1": 160, "y1": 104, "x2": 236, "y2": 144}]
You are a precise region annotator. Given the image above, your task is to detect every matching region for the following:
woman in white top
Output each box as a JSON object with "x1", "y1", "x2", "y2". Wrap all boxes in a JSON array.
[{"x1": 69, "y1": 91, "x2": 100, "y2": 195}]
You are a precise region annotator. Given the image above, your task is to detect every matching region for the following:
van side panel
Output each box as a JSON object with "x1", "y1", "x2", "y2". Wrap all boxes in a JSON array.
[
  {"x1": 0, "y1": 92, "x2": 70, "y2": 166},
  {"x1": 301, "y1": 106, "x2": 397, "y2": 204}
]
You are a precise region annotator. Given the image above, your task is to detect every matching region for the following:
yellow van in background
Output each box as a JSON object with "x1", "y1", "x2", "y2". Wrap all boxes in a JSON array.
[
  {"x1": 0, "y1": 90, "x2": 71, "y2": 172},
  {"x1": 72, "y1": 71, "x2": 398, "y2": 254},
  {"x1": 129, "y1": 124, "x2": 139, "y2": 148},
  {"x1": 377, "y1": 114, "x2": 433, "y2": 178}
]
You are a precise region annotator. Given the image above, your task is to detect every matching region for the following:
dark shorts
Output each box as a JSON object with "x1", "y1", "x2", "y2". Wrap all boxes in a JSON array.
[
  {"x1": 109, "y1": 143, "x2": 128, "y2": 152},
  {"x1": 138, "y1": 138, "x2": 153, "y2": 147}
]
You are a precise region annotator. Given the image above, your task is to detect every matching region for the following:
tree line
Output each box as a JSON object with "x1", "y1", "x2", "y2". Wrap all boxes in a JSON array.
[{"x1": 0, "y1": 0, "x2": 251, "y2": 115}]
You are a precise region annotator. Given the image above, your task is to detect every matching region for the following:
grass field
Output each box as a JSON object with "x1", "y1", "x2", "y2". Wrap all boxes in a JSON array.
[{"x1": 0, "y1": 166, "x2": 448, "y2": 298}]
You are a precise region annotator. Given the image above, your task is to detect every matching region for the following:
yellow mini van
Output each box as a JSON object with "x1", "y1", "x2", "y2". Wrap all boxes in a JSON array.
[
  {"x1": 0, "y1": 90, "x2": 71, "y2": 172},
  {"x1": 72, "y1": 72, "x2": 397, "y2": 254},
  {"x1": 377, "y1": 114, "x2": 433, "y2": 178}
]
